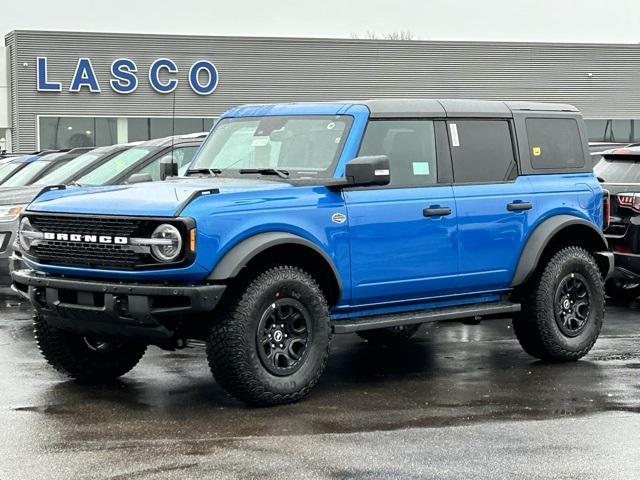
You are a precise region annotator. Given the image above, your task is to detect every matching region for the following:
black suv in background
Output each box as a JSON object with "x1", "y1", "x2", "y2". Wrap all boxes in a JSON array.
[{"x1": 595, "y1": 147, "x2": 640, "y2": 299}]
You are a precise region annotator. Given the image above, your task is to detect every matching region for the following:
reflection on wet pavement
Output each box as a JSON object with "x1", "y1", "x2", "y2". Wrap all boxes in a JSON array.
[{"x1": 1, "y1": 299, "x2": 639, "y2": 478}]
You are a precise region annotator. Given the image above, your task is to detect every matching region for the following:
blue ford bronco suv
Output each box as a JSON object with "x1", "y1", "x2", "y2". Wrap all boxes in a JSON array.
[{"x1": 12, "y1": 99, "x2": 613, "y2": 406}]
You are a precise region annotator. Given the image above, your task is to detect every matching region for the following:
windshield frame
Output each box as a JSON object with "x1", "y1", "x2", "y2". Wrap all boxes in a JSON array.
[{"x1": 187, "y1": 114, "x2": 354, "y2": 180}]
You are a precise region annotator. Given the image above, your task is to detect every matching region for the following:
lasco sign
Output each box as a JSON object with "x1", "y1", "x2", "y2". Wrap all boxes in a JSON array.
[{"x1": 36, "y1": 57, "x2": 219, "y2": 95}]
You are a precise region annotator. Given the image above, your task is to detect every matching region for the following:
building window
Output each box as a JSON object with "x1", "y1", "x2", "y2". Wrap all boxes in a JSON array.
[
  {"x1": 585, "y1": 119, "x2": 640, "y2": 143},
  {"x1": 39, "y1": 116, "x2": 215, "y2": 149},
  {"x1": 39, "y1": 117, "x2": 117, "y2": 150},
  {"x1": 128, "y1": 118, "x2": 214, "y2": 142}
]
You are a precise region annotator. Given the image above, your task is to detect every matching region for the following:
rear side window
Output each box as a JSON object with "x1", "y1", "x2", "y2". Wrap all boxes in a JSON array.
[
  {"x1": 526, "y1": 118, "x2": 585, "y2": 170},
  {"x1": 359, "y1": 120, "x2": 437, "y2": 187},
  {"x1": 448, "y1": 120, "x2": 517, "y2": 183}
]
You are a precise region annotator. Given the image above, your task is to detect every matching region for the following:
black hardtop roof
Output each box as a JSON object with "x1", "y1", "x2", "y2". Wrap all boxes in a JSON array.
[{"x1": 353, "y1": 99, "x2": 579, "y2": 118}]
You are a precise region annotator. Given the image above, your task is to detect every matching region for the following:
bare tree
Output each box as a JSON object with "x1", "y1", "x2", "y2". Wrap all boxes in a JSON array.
[{"x1": 350, "y1": 31, "x2": 417, "y2": 40}]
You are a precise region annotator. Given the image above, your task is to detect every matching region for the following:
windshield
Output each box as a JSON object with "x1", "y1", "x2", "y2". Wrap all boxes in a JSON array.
[
  {"x1": 1, "y1": 157, "x2": 67, "y2": 187},
  {"x1": 76, "y1": 148, "x2": 152, "y2": 186},
  {"x1": 35, "y1": 151, "x2": 105, "y2": 186},
  {"x1": 595, "y1": 158, "x2": 640, "y2": 183},
  {"x1": 0, "y1": 162, "x2": 25, "y2": 183},
  {"x1": 188, "y1": 115, "x2": 352, "y2": 178}
]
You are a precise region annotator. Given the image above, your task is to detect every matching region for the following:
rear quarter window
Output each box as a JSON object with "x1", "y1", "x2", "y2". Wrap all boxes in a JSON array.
[{"x1": 526, "y1": 118, "x2": 585, "y2": 170}]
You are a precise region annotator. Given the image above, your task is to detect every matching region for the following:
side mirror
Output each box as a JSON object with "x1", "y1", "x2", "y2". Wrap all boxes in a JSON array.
[
  {"x1": 127, "y1": 172, "x2": 153, "y2": 184},
  {"x1": 345, "y1": 155, "x2": 390, "y2": 187},
  {"x1": 160, "y1": 156, "x2": 179, "y2": 180}
]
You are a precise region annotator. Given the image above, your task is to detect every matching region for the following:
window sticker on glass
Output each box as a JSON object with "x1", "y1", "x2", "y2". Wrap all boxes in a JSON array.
[
  {"x1": 412, "y1": 162, "x2": 430, "y2": 175},
  {"x1": 449, "y1": 123, "x2": 460, "y2": 147},
  {"x1": 532, "y1": 146, "x2": 542, "y2": 157},
  {"x1": 251, "y1": 136, "x2": 270, "y2": 147}
]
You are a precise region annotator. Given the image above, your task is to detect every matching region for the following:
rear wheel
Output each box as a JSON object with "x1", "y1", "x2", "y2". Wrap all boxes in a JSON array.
[
  {"x1": 605, "y1": 279, "x2": 640, "y2": 301},
  {"x1": 513, "y1": 247, "x2": 604, "y2": 362},
  {"x1": 33, "y1": 314, "x2": 147, "y2": 382},
  {"x1": 206, "y1": 265, "x2": 331, "y2": 406},
  {"x1": 356, "y1": 324, "x2": 421, "y2": 345}
]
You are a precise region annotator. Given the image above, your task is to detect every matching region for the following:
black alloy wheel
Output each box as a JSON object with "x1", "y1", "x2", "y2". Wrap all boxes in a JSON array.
[
  {"x1": 257, "y1": 298, "x2": 312, "y2": 376},
  {"x1": 554, "y1": 273, "x2": 592, "y2": 337}
]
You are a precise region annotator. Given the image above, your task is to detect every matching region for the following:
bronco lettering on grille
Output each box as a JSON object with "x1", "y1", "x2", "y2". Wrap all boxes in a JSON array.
[{"x1": 43, "y1": 232, "x2": 129, "y2": 245}]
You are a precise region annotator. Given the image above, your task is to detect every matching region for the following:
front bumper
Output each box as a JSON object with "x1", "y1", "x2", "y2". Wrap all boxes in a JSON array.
[{"x1": 11, "y1": 269, "x2": 226, "y2": 345}]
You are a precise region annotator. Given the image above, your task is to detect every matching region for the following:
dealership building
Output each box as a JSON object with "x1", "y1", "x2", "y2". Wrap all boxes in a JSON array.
[{"x1": 2, "y1": 29, "x2": 640, "y2": 153}]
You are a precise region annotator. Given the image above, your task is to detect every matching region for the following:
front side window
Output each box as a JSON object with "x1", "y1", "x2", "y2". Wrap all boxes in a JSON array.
[
  {"x1": 189, "y1": 116, "x2": 352, "y2": 178},
  {"x1": 359, "y1": 120, "x2": 438, "y2": 187},
  {"x1": 76, "y1": 148, "x2": 151, "y2": 186},
  {"x1": 449, "y1": 120, "x2": 517, "y2": 183},
  {"x1": 526, "y1": 118, "x2": 585, "y2": 170}
]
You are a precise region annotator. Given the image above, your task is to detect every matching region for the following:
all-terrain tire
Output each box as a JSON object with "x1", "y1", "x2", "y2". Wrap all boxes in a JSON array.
[
  {"x1": 605, "y1": 279, "x2": 640, "y2": 301},
  {"x1": 206, "y1": 265, "x2": 332, "y2": 406},
  {"x1": 513, "y1": 246, "x2": 604, "y2": 362},
  {"x1": 356, "y1": 324, "x2": 421, "y2": 345},
  {"x1": 33, "y1": 314, "x2": 147, "y2": 382}
]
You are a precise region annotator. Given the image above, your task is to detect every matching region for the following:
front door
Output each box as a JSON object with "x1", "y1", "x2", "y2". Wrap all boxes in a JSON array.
[{"x1": 345, "y1": 119, "x2": 459, "y2": 307}]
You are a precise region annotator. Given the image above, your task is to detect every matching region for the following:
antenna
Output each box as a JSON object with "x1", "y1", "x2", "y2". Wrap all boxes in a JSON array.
[{"x1": 170, "y1": 88, "x2": 177, "y2": 177}]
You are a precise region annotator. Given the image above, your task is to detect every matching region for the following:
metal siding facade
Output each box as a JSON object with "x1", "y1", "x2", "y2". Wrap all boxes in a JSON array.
[{"x1": 5, "y1": 30, "x2": 640, "y2": 152}]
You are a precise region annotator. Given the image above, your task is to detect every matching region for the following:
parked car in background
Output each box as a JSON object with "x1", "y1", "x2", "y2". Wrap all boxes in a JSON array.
[
  {"x1": 595, "y1": 146, "x2": 640, "y2": 300},
  {"x1": 0, "y1": 148, "x2": 93, "y2": 189},
  {"x1": 0, "y1": 134, "x2": 204, "y2": 285},
  {"x1": 72, "y1": 132, "x2": 205, "y2": 186}
]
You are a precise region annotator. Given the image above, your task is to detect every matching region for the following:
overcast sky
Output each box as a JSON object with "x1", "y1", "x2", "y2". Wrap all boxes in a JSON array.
[{"x1": 3, "y1": 0, "x2": 640, "y2": 43}]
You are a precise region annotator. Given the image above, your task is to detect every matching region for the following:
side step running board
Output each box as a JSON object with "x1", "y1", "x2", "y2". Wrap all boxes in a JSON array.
[{"x1": 331, "y1": 301, "x2": 521, "y2": 334}]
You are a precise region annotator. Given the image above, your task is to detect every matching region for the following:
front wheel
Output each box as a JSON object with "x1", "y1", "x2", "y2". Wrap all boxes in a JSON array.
[
  {"x1": 207, "y1": 265, "x2": 331, "y2": 406},
  {"x1": 33, "y1": 314, "x2": 147, "y2": 382},
  {"x1": 513, "y1": 247, "x2": 604, "y2": 362}
]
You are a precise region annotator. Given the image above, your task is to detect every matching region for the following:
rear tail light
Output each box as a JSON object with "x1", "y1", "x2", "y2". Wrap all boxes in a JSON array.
[
  {"x1": 616, "y1": 192, "x2": 640, "y2": 213},
  {"x1": 603, "y1": 190, "x2": 611, "y2": 230},
  {"x1": 615, "y1": 244, "x2": 633, "y2": 254}
]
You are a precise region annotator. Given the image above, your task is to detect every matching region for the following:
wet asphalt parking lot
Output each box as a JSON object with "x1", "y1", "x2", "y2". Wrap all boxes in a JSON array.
[{"x1": 0, "y1": 294, "x2": 639, "y2": 479}]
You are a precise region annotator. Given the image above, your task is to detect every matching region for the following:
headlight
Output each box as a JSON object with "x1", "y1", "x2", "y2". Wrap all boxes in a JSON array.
[
  {"x1": 18, "y1": 216, "x2": 38, "y2": 251},
  {"x1": 150, "y1": 224, "x2": 182, "y2": 262},
  {"x1": 0, "y1": 205, "x2": 25, "y2": 221}
]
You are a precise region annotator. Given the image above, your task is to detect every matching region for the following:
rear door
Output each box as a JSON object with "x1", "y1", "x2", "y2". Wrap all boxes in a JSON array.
[
  {"x1": 345, "y1": 119, "x2": 459, "y2": 306},
  {"x1": 449, "y1": 119, "x2": 533, "y2": 293}
]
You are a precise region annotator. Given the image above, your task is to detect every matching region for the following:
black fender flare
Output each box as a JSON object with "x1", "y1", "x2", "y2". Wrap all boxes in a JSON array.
[
  {"x1": 511, "y1": 215, "x2": 609, "y2": 287},
  {"x1": 208, "y1": 232, "x2": 343, "y2": 294}
]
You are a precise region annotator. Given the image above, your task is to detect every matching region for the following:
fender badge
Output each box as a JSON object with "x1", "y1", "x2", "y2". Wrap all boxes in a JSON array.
[{"x1": 331, "y1": 212, "x2": 347, "y2": 224}]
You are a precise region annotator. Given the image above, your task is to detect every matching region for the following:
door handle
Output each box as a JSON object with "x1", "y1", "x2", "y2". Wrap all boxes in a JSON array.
[
  {"x1": 423, "y1": 207, "x2": 452, "y2": 217},
  {"x1": 507, "y1": 202, "x2": 533, "y2": 212}
]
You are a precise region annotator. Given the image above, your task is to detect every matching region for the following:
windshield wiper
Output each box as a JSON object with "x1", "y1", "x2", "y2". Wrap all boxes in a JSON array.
[
  {"x1": 238, "y1": 168, "x2": 289, "y2": 179},
  {"x1": 186, "y1": 168, "x2": 222, "y2": 177}
]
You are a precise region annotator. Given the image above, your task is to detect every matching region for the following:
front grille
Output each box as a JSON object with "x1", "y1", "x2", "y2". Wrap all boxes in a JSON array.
[
  {"x1": 32, "y1": 240, "x2": 144, "y2": 270},
  {"x1": 30, "y1": 215, "x2": 152, "y2": 238},
  {"x1": 25, "y1": 214, "x2": 188, "y2": 271}
]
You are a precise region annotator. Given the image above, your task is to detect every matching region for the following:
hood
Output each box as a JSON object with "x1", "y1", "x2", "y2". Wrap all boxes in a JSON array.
[
  {"x1": 26, "y1": 178, "x2": 290, "y2": 217},
  {"x1": 0, "y1": 186, "x2": 42, "y2": 206}
]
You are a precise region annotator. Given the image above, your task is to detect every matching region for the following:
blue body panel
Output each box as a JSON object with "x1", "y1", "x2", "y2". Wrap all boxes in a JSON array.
[{"x1": 22, "y1": 102, "x2": 605, "y2": 320}]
